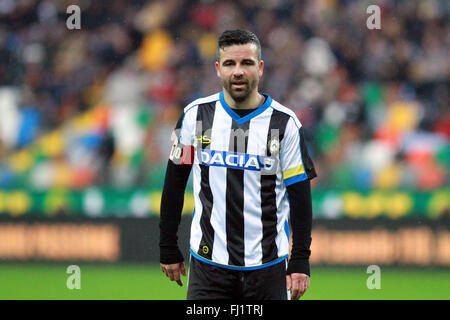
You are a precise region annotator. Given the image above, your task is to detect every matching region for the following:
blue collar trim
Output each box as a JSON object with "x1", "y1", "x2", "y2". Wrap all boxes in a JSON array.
[{"x1": 219, "y1": 91, "x2": 272, "y2": 125}]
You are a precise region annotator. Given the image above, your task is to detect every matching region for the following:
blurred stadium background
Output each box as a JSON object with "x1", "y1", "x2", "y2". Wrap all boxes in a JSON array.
[{"x1": 0, "y1": 0, "x2": 449, "y2": 300}]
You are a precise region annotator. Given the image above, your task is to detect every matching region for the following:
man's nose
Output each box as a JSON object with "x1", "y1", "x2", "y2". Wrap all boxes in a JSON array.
[{"x1": 233, "y1": 64, "x2": 244, "y2": 77}]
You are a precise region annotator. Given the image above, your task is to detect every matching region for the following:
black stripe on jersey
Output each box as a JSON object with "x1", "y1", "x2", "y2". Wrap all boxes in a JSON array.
[
  {"x1": 225, "y1": 119, "x2": 250, "y2": 266},
  {"x1": 261, "y1": 110, "x2": 290, "y2": 263},
  {"x1": 299, "y1": 127, "x2": 317, "y2": 180},
  {"x1": 196, "y1": 102, "x2": 216, "y2": 260}
]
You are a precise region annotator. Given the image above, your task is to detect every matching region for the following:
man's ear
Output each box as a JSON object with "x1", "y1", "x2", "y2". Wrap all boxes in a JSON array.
[
  {"x1": 259, "y1": 59, "x2": 264, "y2": 78},
  {"x1": 215, "y1": 61, "x2": 221, "y2": 78}
]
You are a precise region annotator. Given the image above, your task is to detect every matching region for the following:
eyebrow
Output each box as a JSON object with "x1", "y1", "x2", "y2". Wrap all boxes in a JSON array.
[{"x1": 221, "y1": 58, "x2": 256, "y2": 65}]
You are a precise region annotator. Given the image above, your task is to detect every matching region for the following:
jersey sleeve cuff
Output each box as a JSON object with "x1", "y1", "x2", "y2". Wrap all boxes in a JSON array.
[
  {"x1": 286, "y1": 258, "x2": 310, "y2": 276},
  {"x1": 160, "y1": 246, "x2": 184, "y2": 264},
  {"x1": 283, "y1": 164, "x2": 309, "y2": 186},
  {"x1": 284, "y1": 172, "x2": 308, "y2": 186}
]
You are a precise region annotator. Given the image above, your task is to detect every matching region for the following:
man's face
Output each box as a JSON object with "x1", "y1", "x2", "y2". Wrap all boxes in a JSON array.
[{"x1": 215, "y1": 43, "x2": 263, "y2": 103}]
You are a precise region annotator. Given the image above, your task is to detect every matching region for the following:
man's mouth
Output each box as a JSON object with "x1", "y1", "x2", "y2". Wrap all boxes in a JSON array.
[{"x1": 231, "y1": 81, "x2": 247, "y2": 89}]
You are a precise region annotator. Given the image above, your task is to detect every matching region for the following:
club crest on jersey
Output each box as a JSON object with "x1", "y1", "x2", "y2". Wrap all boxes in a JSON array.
[
  {"x1": 200, "y1": 149, "x2": 277, "y2": 174},
  {"x1": 268, "y1": 137, "x2": 280, "y2": 155}
]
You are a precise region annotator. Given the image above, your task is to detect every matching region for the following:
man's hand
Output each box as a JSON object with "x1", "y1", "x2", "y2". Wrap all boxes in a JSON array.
[
  {"x1": 286, "y1": 273, "x2": 310, "y2": 300},
  {"x1": 160, "y1": 262, "x2": 186, "y2": 286}
]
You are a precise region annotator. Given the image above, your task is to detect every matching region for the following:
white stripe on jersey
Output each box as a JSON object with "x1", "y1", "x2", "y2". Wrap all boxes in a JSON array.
[
  {"x1": 274, "y1": 160, "x2": 290, "y2": 256},
  {"x1": 191, "y1": 162, "x2": 203, "y2": 252},
  {"x1": 190, "y1": 105, "x2": 203, "y2": 252},
  {"x1": 184, "y1": 92, "x2": 220, "y2": 113},
  {"x1": 209, "y1": 102, "x2": 231, "y2": 263},
  {"x1": 242, "y1": 107, "x2": 273, "y2": 266}
]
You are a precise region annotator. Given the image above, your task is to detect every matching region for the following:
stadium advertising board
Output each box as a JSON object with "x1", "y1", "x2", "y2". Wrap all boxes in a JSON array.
[
  {"x1": 0, "y1": 188, "x2": 448, "y2": 219},
  {"x1": 0, "y1": 217, "x2": 448, "y2": 266}
]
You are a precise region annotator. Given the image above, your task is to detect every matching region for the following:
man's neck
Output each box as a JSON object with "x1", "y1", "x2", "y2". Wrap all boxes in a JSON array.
[{"x1": 223, "y1": 90, "x2": 263, "y2": 110}]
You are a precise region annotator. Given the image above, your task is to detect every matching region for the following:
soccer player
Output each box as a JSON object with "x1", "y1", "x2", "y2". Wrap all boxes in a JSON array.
[{"x1": 159, "y1": 30, "x2": 316, "y2": 300}]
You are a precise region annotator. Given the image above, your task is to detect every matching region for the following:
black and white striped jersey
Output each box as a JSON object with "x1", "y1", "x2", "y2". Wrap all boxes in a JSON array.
[{"x1": 170, "y1": 91, "x2": 316, "y2": 270}]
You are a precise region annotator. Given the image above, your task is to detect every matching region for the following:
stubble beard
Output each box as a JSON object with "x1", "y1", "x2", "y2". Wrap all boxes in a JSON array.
[{"x1": 223, "y1": 78, "x2": 258, "y2": 103}]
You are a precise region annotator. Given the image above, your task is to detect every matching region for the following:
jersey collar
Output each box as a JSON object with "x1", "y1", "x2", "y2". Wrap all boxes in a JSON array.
[{"x1": 219, "y1": 91, "x2": 272, "y2": 125}]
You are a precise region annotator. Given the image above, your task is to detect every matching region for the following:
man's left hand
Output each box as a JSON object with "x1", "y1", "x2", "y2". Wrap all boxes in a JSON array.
[{"x1": 286, "y1": 273, "x2": 310, "y2": 300}]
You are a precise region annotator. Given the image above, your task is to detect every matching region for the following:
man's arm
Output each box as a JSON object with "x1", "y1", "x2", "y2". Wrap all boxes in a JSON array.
[
  {"x1": 286, "y1": 179, "x2": 313, "y2": 299},
  {"x1": 159, "y1": 159, "x2": 192, "y2": 286}
]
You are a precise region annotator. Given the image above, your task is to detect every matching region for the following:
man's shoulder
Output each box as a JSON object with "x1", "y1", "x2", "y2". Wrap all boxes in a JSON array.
[
  {"x1": 184, "y1": 92, "x2": 220, "y2": 113},
  {"x1": 269, "y1": 98, "x2": 302, "y2": 129}
]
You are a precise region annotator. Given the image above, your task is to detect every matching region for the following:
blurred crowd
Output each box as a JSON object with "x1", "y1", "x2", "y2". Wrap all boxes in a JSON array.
[{"x1": 0, "y1": 0, "x2": 448, "y2": 192}]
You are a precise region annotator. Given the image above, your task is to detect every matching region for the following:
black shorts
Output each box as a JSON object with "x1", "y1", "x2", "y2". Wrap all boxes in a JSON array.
[{"x1": 186, "y1": 256, "x2": 288, "y2": 300}]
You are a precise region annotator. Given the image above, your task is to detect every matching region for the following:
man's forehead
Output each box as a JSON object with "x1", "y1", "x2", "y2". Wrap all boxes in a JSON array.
[{"x1": 219, "y1": 43, "x2": 259, "y2": 61}]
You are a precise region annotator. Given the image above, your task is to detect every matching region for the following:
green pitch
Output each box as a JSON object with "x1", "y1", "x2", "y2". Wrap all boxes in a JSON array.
[{"x1": 0, "y1": 263, "x2": 448, "y2": 300}]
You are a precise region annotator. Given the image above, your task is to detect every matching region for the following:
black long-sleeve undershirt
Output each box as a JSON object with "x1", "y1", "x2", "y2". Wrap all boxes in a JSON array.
[
  {"x1": 285, "y1": 179, "x2": 313, "y2": 276},
  {"x1": 159, "y1": 160, "x2": 192, "y2": 264},
  {"x1": 159, "y1": 159, "x2": 313, "y2": 275}
]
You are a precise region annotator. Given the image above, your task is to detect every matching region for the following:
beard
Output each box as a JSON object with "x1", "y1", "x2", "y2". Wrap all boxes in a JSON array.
[{"x1": 222, "y1": 78, "x2": 258, "y2": 103}]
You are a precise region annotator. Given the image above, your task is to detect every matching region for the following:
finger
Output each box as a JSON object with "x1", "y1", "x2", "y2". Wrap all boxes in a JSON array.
[
  {"x1": 292, "y1": 284, "x2": 301, "y2": 300},
  {"x1": 171, "y1": 269, "x2": 183, "y2": 286},
  {"x1": 298, "y1": 285, "x2": 306, "y2": 298},
  {"x1": 303, "y1": 277, "x2": 310, "y2": 292},
  {"x1": 291, "y1": 288, "x2": 300, "y2": 300},
  {"x1": 286, "y1": 275, "x2": 292, "y2": 291},
  {"x1": 180, "y1": 263, "x2": 186, "y2": 276},
  {"x1": 291, "y1": 279, "x2": 300, "y2": 300},
  {"x1": 172, "y1": 269, "x2": 181, "y2": 282},
  {"x1": 303, "y1": 279, "x2": 310, "y2": 292},
  {"x1": 298, "y1": 278, "x2": 309, "y2": 298},
  {"x1": 165, "y1": 267, "x2": 175, "y2": 280},
  {"x1": 298, "y1": 279, "x2": 305, "y2": 294}
]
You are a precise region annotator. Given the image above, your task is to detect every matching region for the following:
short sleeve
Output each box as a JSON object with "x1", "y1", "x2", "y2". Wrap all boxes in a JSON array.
[
  {"x1": 177, "y1": 107, "x2": 196, "y2": 146},
  {"x1": 280, "y1": 117, "x2": 317, "y2": 186},
  {"x1": 169, "y1": 107, "x2": 197, "y2": 165}
]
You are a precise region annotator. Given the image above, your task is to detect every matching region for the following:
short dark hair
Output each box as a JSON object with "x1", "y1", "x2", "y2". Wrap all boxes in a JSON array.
[{"x1": 216, "y1": 29, "x2": 261, "y2": 61}]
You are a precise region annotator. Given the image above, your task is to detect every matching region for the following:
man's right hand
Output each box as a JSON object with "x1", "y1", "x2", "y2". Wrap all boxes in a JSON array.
[{"x1": 160, "y1": 262, "x2": 187, "y2": 287}]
